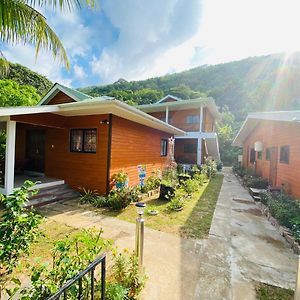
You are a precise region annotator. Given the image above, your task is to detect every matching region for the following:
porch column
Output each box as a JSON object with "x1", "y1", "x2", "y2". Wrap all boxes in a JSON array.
[
  {"x1": 199, "y1": 106, "x2": 203, "y2": 132},
  {"x1": 5, "y1": 120, "x2": 16, "y2": 195},
  {"x1": 197, "y1": 137, "x2": 202, "y2": 165},
  {"x1": 165, "y1": 106, "x2": 169, "y2": 124}
]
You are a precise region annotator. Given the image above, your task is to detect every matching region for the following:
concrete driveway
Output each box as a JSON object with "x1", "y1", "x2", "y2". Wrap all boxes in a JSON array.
[{"x1": 38, "y1": 168, "x2": 298, "y2": 300}]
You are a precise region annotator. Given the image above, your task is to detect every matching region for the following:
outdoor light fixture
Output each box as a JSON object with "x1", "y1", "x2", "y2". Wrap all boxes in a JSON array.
[
  {"x1": 135, "y1": 202, "x2": 146, "y2": 269},
  {"x1": 254, "y1": 141, "x2": 263, "y2": 152},
  {"x1": 100, "y1": 119, "x2": 109, "y2": 125}
]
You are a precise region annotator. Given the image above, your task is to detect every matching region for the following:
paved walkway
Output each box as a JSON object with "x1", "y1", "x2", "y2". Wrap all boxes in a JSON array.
[{"x1": 38, "y1": 168, "x2": 298, "y2": 299}]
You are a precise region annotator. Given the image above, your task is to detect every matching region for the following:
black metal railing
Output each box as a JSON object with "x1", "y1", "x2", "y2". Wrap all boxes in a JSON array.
[{"x1": 46, "y1": 253, "x2": 106, "y2": 300}]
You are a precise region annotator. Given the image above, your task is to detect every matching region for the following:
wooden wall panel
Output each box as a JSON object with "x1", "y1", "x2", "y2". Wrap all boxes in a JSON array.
[
  {"x1": 47, "y1": 91, "x2": 75, "y2": 105},
  {"x1": 242, "y1": 120, "x2": 300, "y2": 198},
  {"x1": 110, "y1": 116, "x2": 170, "y2": 187},
  {"x1": 15, "y1": 113, "x2": 109, "y2": 194}
]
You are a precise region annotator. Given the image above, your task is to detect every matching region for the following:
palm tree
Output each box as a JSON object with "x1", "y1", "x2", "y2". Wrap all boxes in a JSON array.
[{"x1": 0, "y1": 0, "x2": 96, "y2": 71}]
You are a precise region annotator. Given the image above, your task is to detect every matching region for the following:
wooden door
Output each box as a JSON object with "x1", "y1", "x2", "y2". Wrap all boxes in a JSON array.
[
  {"x1": 269, "y1": 147, "x2": 278, "y2": 186},
  {"x1": 26, "y1": 129, "x2": 45, "y2": 173}
]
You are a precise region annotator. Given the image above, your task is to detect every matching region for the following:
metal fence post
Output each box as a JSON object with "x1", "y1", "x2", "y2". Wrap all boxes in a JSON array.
[{"x1": 295, "y1": 255, "x2": 300, "y2": 300}]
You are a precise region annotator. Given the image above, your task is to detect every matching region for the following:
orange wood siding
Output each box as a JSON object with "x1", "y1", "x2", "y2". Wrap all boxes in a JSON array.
[
  {"x1": 150, "y1": 107, "x2": 215, "y2": 132},
  {"x1": 13, "y1": 113, "x2": 109, "y2": 194},
  {"x1": 110, "y1": 116, "x2": 170, "y2": 187},
  {"x1": 242, "y1": 120, "x2": 300, "y2": 198},
  {"x1": 46, "y1": 91, "x2": 75, "y2": 105}
]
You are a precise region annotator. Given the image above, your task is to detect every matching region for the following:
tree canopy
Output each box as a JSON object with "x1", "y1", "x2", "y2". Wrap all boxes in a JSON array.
[{"x1": 0, "y1": 79, "x2": 40, "y2": 106}]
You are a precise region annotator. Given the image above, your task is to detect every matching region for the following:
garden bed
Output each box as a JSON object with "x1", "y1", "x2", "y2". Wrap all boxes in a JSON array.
[{"x1": 101, "y1": 174, "x2": 224, "y2": 239}]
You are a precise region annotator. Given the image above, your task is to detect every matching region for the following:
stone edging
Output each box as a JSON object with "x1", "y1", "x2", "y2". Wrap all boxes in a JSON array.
[{"x1": 233, "y1": 172, "x2": 300, "y2": 255}]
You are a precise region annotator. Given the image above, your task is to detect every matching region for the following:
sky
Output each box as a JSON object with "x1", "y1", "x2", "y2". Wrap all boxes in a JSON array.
[{"x1": 3, "y1": 0, "x2": 300, "y2": 88}]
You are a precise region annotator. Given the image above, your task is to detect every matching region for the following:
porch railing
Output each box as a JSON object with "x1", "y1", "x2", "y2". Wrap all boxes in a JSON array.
[{"x1": 46, "y1": 253, "x2": 106, "y2": 300}]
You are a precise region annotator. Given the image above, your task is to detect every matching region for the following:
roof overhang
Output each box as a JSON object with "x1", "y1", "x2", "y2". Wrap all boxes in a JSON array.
[
  {"x1": 232, "y1": 110, "x2": 300, "y2": 147},
  {"x1": 0, "y1": 99, "x2": 185, "y2": 136},
  {"x1": 138, "y1": 97, "x2": 219, "y2": 118}
]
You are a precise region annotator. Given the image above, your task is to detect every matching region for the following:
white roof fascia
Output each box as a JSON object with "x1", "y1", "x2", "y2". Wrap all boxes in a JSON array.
[
  {"x1": 0, "y1": 105, "x2": 60, "y2": 117},
  {"x1": 232, "y1": 110, "x2": 300, "y2": 147},
  {"x1": 57, "y1": 99, "x2": 185, "y2": 136},
  {"x1": 156, "y1": 95, "x2": 182, "y2": 104}
]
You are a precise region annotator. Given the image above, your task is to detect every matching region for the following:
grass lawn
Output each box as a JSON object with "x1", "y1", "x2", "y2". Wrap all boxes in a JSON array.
[
  {"x1": 256, "y1": 283, "x2": 294, "y2": 300},
  {"x1": 101, "y1": 173, "x2": 224, "y2": 239},
  {"x1": 15, "y1": 219, "x2": 82, "y2": 276}
]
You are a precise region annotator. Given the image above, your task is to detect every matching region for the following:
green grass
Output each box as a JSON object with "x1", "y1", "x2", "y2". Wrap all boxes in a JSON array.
[
  {"x1": 256, "y1": 283, "x2": 294, "y2": 300},
  {"x1": 15, "y1": 219, "x2": 82, "y2": 276},
  {"x1": 100, "y1": 174, "x2": 224, "y2": 239}
]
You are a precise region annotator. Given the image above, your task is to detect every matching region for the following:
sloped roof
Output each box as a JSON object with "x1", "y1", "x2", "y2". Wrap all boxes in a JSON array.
[
  {"x1": 38, "y1": 83, "x2": 92, "y2": 105},
  {"x1": 156, "y1": 95, "x2": 182, "y2": 103},
  {"x1": 232, "y1": 110, "x2": 300, "y2": 147},
  {"x1": 138, "y1": 97, "x2": 219, "y2": 118}
]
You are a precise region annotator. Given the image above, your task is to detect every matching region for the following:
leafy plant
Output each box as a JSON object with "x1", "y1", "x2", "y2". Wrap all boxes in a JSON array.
[
  {"x1": 79, "y1": 188, "x2": 98, "y2": 204},
  {"x1": 0, "y1": 181, "x2": 42, "y2": 292},
  {"x1": 7, "y1": 229, "x2": 110, "y2": 299},
  {"x1": 109, "y1": 250, "x2": 147, "y2": 300},
  {"x1": 108, "y1": 188, "x2": 134, "y2": 211},
  {"x1": 113, "y1": 171, "x2": 129, "y2": 184},
  {"x1": 143, "y1": 169, "x2": 161, "y2": 191},
  {"x1": 245, "y1": 176, "x2": 269, "y2": 189},
  {"x1": 201, "y1": 159, "x2": 217, "y2": 178},
  {"x1": 106, "y1": 283, "x2": 129, "y2": 300},
  {"x1": 181, "y1": 179, "x2": 199, "y2": 195},
  {"x1": 167, "y1": 188, "x2": 186, "y2": 211}
]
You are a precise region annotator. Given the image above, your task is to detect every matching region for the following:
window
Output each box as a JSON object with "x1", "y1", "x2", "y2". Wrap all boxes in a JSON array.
[
  {"x1": 70, "y1": 129, "x2": 97, "y2": 153},
  {"x1": 257, "y1": 151, "x2": 262, "y2": 160},
  {"x1": 266, "y1": 148, "x2": 271, "y2": 161},
  {"x1": 184, "y1": 143, "x2": 197, "y2": 153},
  {"x1": 160, "y1": 139, "x2": 168, "y2": 156},
  {"x1": 249, "y1": 148, "x2": 255, "y2": 163},
  {"x1": 280, "y1": 145, "x2": 289, "y2": 164},
  {"x1": 186, "y1": 115, "x2": 199, "y2": 124}
]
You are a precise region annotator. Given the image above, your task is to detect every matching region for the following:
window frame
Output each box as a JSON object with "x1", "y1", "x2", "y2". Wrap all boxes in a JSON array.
[
  {"x1": 249, "y1": 148, "x2": 256, "y2": 163},
  {"x1": 186, "y1": 115, "x2": 200, "y2": 124},
  {"x1": 257, "y1": 151, "x2": 262, "y2": 160},
  {"x1": 160, "y1": 139, "x2": 168, "y2": 157},
  {"x1": 279, "y1": 145, "x2": 290, "y2": 164},
  {"x1": 70, "y1": 128, "x2": 97, "y2": 154}
]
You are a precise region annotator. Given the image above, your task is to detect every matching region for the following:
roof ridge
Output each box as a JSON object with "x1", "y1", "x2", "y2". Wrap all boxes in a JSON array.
[{"x1": 55, "y1": 83, "x2": 92, "y2": 99}]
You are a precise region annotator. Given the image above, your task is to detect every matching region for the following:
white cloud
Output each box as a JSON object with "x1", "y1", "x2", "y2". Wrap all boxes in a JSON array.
[
  {"x1": 91, "y1": 0, "x2": 202, "y2": 83},
  {"x1": 73, "y1": 64, "x2": 87, "y2": 79}
]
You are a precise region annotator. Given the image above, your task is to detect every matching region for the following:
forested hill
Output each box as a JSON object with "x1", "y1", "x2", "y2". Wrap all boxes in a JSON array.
[
  {"x1": 80, "y1": 53, "x2": 300, "y2": 119},
  {"x1": 0, "y1": 63, "x2": 52, "y2": 96}
]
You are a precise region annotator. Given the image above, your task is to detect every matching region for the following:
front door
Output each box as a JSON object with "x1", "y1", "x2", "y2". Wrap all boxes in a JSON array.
[
  {"x1": 26, "y1": 129, "x2": 45, "y2": 173},
  {"x1": 269, "y1": 147, "x2": 278, "y2": 186}
]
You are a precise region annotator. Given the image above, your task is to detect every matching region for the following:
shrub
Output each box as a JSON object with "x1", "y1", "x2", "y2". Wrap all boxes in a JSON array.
[
  {"x1": 142, "y1": 170, "x2": 161, "y2": 193},
  {"x1": 201, "y1": 158, "x2": 217, "y2": 178},
  {"x1": 109, "y1": 250, "x2": 147, "y2": 300},
  {"x1": 245, "y1": 176, "x2": 269, "y2": 189},
  {"x1": 260, "y1": 191, "x2": 272, "y2": 205},
  {"x1": 178, "y1": 173, "x2": 191, "y2": 183},
  {"x1": 232, "y1": 163, "x2": 246, "y2": 177},
  {"x1": 92, "y1": 196, "x2": 110, "y2": 208},
  {"x1": 108, "y1": 188, "x2": 134, "y2": 210},
  {"x1": 106, "y1": 283, "x2": 129, "y2": 300},
  {"x1": 193, "y1": 173, "x2": 207, "y2": 185},
  {"x1": 167, "y1": 188, "x2": 186, "y2": 211},
  {"x1": 182, "y1": 179, "x2": 199, "y2": 195},
  {"x1": 6, "y1": 229, "x2": 110, "y2": 299},
  {"x1": 162, "y1": 167, "x2": 178, "y2": 185},
  {"x1": 0, "y1": 181, "x2": 42, "y2": 276}
]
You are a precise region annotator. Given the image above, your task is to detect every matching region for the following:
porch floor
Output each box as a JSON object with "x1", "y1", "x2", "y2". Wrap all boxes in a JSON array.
[{"x1": 14, "y1": 173, "x2": 64, "y2": 189}]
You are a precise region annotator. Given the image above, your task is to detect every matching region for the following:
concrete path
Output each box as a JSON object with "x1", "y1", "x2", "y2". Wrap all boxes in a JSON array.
[{"x1": 37, "y1": 168, "x2": 298, "y2": 299}]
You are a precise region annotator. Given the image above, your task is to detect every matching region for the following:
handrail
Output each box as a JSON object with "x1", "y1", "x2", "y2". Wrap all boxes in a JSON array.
[{"x1": 46, "y1": 252, "x2": 106, "y2": 300}]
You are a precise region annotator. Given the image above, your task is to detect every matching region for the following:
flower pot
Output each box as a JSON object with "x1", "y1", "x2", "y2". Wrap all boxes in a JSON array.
[
  {"x1": 174, "y1": 207, "x2": 183, "y2": 212},
  {"x1": 148, "y1": 210, "x2": 158, "y2": 216},
  {"x1": 159, "y1": 184, "x2": 175, "y2": 201}
]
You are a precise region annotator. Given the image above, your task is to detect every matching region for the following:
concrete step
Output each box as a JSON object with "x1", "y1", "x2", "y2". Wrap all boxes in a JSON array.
[{"x1": 25, "y1": 184, "x2": 79, "y2": 208}]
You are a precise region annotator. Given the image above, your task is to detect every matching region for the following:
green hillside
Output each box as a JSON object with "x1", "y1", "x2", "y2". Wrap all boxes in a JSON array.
[
  {"x1": 80, "y1": 53, "x2": 300, "y2": 119},
  {"x1": 0, "y1": 63, "x2": 52, "y2": 96}
]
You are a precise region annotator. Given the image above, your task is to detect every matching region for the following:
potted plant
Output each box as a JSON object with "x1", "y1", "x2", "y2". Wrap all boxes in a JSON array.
[
  {"x1": 113, "y1": 171, "x2": 129, "y2": 189},
  {"x1": 146, "y1": 205, "x2": 159, "y2": 216}
]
